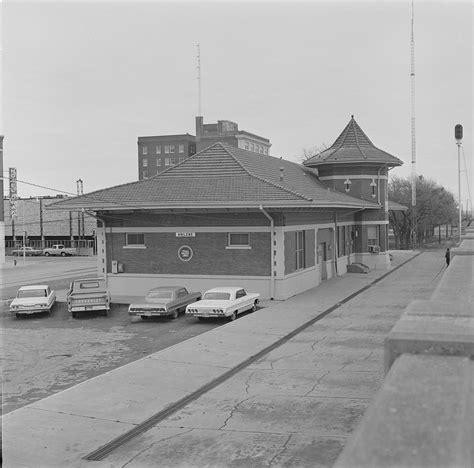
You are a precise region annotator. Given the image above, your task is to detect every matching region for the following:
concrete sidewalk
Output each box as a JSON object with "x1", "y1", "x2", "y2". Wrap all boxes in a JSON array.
[{"x1": 3, "y1": 250, "x2": 447, "y2": 468}]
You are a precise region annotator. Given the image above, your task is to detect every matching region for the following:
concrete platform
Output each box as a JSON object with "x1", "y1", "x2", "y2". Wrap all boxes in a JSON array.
[{"x1": 334, "y1": 354, "x2": 474, "y2": 468}]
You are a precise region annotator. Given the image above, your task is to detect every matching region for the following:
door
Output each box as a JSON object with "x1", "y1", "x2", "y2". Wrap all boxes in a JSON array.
[{"x1": 318, "y1": 242, "x2": 327, "y2": 280}]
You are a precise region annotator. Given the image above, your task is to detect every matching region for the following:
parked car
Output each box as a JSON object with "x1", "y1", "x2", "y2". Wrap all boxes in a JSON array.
[
  {"x1": 10, "y1": 285, "x2": 56, "y2": 317},
  {"x1": 128, "y1": 286, "x2": 202, "y2": 320},
  {"x1": 186, "y1": 287, "x2": 260, "y2": 321},
  {"x1": 43, "y1": 244, "x2": 77, "y2": 257},
  {"x1": 67, "y1": 278, "x2": 111, "y2": 318},
  {"x1": 11, "y1": 246, "x2": 43, "y2": 256}
]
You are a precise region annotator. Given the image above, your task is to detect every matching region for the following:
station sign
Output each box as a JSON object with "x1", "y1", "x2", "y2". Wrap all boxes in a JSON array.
[
  {"x1": 176, "y1": 232, "x2": 195, "y2": 237},
  {"x1": 9, "y1": 167, "x2": 17, "y2": 219},
  {"x1": 178, "y1": 245, "x2": 193, "y2": 262}
]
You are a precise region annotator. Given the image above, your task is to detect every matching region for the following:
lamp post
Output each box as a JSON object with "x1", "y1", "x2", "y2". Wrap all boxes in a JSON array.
[{"x1": 455, "y1": 124, "x2": 463, "y2": 243}]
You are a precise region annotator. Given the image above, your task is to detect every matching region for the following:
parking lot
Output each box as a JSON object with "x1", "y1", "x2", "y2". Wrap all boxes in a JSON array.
[{"x1": 1, "y1": 257, "x2": 233, "y2": 415}]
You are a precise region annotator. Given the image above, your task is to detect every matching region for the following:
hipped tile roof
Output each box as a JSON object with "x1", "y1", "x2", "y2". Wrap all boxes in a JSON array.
[
  {"x1": 304, "y1": 116, "x2": 403, "y2": 167},
  {"x1": 49, "y1": 143, "x2": 380, "y2": 211}
]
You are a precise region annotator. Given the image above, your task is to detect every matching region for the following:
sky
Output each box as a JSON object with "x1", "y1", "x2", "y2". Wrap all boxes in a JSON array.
[{"x1": 1, "y1": 0, "x2": 473, "y2": 210}]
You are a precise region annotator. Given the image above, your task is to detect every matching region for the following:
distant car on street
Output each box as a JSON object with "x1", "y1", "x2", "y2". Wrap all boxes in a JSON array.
[
  {"x1": 128, "y1": 286, "x2": 202, "y2": 320},
  {"x1": 43, "y1": 244, "x2": 77, "y2": 257},
  {"x1": 10, "y1": 285, "x2": 56, "y2": 317},
  {"x1": 11, "y1": 246, "x2": 43, "y2": 256},
  {"x1": 67, "y1": 278, "x2": 111, "y2": 318},
  {"x1": 186, "y1": 287, "x2": 260, "y2": 321}
]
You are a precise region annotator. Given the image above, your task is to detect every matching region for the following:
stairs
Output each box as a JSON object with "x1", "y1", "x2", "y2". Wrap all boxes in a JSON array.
[{"x1": 347, "y1": 263, "x2": 370, "y2": 274}]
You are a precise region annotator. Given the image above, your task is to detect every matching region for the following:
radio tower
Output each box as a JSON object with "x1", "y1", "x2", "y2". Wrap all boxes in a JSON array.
[
  {"x1": 410, "y1": 0, "x2": 417, "y2": 248},
  {"x1": 196, "y1": 44, "x2": 202, "y2": 116}
]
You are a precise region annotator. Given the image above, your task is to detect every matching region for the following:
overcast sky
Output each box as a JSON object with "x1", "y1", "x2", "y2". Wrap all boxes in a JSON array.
[{"x1": 2, "y1": 0, "x2": 473, "y2": 209}]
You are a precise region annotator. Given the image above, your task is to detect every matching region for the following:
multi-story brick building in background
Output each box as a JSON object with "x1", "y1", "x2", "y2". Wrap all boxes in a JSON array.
[{"x1": 137, "y1": 116, "x2": 271, "y2": 180}]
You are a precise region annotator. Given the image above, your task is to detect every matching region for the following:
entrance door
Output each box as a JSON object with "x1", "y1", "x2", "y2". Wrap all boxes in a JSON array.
[{"x1": 318, "y1": 242, "x2": 327, "y2": 280}]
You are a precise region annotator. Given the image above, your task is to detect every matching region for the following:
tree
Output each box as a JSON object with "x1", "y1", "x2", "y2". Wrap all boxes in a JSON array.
[
  {"x1": 299, "y1": 143, "x2": 329, "y2": 162},
  {"x1": 389, "y1": 175, "x2": 457, "y2": 248}
]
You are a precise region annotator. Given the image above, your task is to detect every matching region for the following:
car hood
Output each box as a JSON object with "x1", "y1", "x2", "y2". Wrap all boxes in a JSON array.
[
  {"x1": 11, "y1": 297, "x2": 49, "y2": 306},
  {"x1": 188, "y1": 300, "x2": 230, "y2": 308}
]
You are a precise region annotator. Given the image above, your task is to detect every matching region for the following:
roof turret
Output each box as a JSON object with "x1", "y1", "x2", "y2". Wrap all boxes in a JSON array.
[{"x1": 304, "y1": 116, "x2": 403, "y2": 167}]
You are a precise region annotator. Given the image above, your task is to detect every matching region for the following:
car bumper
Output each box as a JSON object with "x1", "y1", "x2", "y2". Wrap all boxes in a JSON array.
[
  {"x1": 10, "y1": 307, "x2": 50, "y2": 314},
  {"x1": 129, "y1": 310, "x2": 169, "y2": 317},
  {"x1": 185, "y1": 311, "x2": 227, "y2": 318}
]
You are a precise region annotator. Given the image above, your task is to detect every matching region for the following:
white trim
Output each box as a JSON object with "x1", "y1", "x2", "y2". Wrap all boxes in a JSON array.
[
  {"x1": 123, "y1": 245, "x2": 147, "y2": 249},
  {"x1": 110, "y1": 226, "x2": 271, "y2": 233},
  {"x1": 354, "y1": 220, "x2": 389, "y2": 225},
  {"x1": 225, "y1": 246, "x2": 252, "y2": 250},
  {"x1": 319, "y1": 175, "x2": 388, "y2": 181}
]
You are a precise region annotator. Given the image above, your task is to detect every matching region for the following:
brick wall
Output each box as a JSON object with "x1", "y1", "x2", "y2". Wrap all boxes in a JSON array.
[{"x1": 107, "y1": 231, "x2": 271, "y2": 276}]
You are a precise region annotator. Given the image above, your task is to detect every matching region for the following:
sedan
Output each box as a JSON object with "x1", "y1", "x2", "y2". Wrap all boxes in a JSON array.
[
  {"x1": 10, "y1": 285, "x2": 56, "y2": 317},
  {"x1": 186, "y1": 287, "x2": 259, "y2": 321}
]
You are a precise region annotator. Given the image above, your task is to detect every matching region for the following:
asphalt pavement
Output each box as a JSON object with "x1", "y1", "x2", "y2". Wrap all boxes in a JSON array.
[{"x1": 2, "y1": 250, "x2": 448, "y2": 468}]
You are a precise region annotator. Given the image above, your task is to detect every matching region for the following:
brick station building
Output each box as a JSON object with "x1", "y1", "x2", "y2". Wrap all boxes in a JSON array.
[{"x1": 50, "y1": 117, "x2": 402, "y2": 300}]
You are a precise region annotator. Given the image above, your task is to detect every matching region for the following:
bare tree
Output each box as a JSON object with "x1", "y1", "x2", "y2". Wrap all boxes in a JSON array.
[
  {"x1": 300, "y1": 143, "x2": 329, "y2": 162},
  {"x1": 389, "y1": 175, "x2": 457, "y2": 248}
]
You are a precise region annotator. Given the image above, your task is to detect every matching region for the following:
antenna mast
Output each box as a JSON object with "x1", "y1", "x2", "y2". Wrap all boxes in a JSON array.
[
  {"x1": 197, "y1": 44, "x2": 202, "y2": 116},
  {"x1": 410, "y1": 0, "x2": 417, "y2": 247}
]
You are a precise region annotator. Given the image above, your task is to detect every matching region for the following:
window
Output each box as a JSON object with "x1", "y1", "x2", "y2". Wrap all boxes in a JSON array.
[
  {"x1": 156, "y1": 158, "x2": 162, "y2": 166},
  {"x1": 178, "y1": 288, "x2": 188, "y2": 298},
  {"x1": 126, "y1": 233, "x2": 145, "y2": 246},
  {"x1": 164, "y1": 157, "x2": 171, "y2": 166},
  {"x1": 164, "y1": 145, "x2": 170, "y2": 153},
  {"x1": 244, "y1": 142, "x2": 249, "y2": 150},
  {"x1": 296, "y1": 231, "x2": 305, "y2": 270},
  {"x1": 156, "y1": 146, "x2": 161, "y2": 154},
  {"x1": 178, "y1": 144, "x2": 184, "y2": 153},
  {"x1": 370, "y1": 179, "x2": 377, "y2": 198},
  {"x1": 143, "y1": 158, "x2": 148, "y2": 167},
  {"x1": 228, "y1": 233, "x2": 250, "y2": 248},
  {"x1": 344, "y1": 178, "x2": 352, "y2": 192},
  {"x1": 367, "y1": 226, "x2": 379, "y2": 246},
  {"x1": 236, "y1": 289, "x2": 246, "y2": 298},
  {"x1": 142, "y1": 146, "x2": 148, "y2": 155},
  {"x1": 169, "y1": 145, "x2": 175, "y2": 153},
  {"x1": 264, "y1": 148, "x2": 268, "y2": 155},
  {"x1": 250, "y1": 143, "x2": 254, "y2": 152},
  {"x1": 142, "y1": 170, "x2": 148, "y2": 178}
]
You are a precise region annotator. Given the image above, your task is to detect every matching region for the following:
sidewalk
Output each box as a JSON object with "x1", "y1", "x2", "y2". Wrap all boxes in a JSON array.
[{"x1": 3, "y1": 250, "x2": 446, "y2": 468}]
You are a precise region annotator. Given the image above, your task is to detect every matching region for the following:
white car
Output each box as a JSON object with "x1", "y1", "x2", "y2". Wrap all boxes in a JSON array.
[
  {"x1": 10, "y1": 285, "x2": 56, "y2": 317},
  {"x1": 186, "y1": 287, "x2": 260, "y2": 321}
]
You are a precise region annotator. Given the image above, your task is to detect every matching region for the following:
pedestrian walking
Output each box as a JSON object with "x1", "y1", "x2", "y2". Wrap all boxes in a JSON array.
[{"x1": 445, "y1": 248, "x2": 450, "y2": 267}]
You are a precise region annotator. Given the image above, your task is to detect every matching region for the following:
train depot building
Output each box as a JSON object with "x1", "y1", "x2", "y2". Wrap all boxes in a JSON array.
[{"x1": 50, "y1": 117, "x2": 403, "y2": 300}]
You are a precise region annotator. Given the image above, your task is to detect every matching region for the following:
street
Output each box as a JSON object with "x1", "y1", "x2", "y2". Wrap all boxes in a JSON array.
[{"x1": 0, "y1": 257, "x2": 227, "y2": 415}]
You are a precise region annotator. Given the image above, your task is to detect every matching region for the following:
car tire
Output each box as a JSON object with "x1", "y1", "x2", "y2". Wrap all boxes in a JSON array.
[
  {"x1": 15, "y1": 313, "x2": 22, "y2": 318},
  {"x1": 44, "y1": 252, "x2": 50, "y2": 257},
  {"x1": 61, "y1": 252, "x2": 66, "y2": 257},
  {"x1": 72, "y1": 312, "x2": 78, "y2": 319},
  {"x1": 252, "y1": 301, "x2": 258, "y2": 312},
  {"x1": 170, "y1": 310, "x2": 179, "y2": 320},
  {"x1": 229, "y1": 311, "x2": 237, "y2": 321},
  {"x1": 102, "y1": 310, "x2": 108, "y2": 317}
]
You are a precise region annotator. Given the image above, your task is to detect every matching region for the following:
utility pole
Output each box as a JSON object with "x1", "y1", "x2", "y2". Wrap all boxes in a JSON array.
[
  {"x1": 76, "y1": 179, "x2": 83, "y2": 247},
  {"x1": 455, "y1": 124, "x2": 463, "y2": 243}
]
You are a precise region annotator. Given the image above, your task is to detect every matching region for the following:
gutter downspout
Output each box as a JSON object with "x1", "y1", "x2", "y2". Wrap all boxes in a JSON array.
[
  {"x1": 85, "y1": 211, "x2": 107, "y2": 280},
  {"x1": 333, "y1": 211, "x2": 338, "y2": 277},
  {"x1": 259, "y1": 205, "x2": 275, "y2": 300}
]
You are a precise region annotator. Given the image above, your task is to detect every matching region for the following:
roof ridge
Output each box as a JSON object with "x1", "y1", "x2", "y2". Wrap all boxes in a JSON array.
[
  {"x1": 226, "y1": 145, "x2": 314, "y2": 202},
  {"x1": 352, "y1": 119, "x2": 368, "y2": 160}
]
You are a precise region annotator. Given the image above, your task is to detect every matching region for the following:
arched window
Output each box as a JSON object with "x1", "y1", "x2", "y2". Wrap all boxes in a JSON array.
[
  {"x1": 344, "y1": 178, "x2": 352, "y2": 192},
  {"x1": 370, "y1": 179, "x2": 377, "y2": 198}
]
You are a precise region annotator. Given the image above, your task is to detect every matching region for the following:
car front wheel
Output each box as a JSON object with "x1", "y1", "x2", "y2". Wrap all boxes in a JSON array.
[
  {"x1": 44, "y1": 252, "x2": 50, "y2": 257},
  {"x1": 170, "y1": 310, "x2": 179, "y2": 320},
  {"x1": 229, "y1": 311, "x2": 237, "y2": 321}
]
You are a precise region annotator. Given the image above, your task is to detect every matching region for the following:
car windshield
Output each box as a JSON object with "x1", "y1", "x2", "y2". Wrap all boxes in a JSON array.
[
  {"x1": 148, "y1": 291, "x2": 172, "y2": 299},
  {"x1": 203, "y1": 292, "x2": 231, "y2": 300},
  {"x1": 18, "y1": 289, "x2": 47, "y2": 298}
]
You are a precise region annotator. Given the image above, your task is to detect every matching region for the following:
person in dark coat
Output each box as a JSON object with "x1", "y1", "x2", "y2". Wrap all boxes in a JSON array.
[{"x1": 445, "y1": 248, "x2": 451, "y2": 267}]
